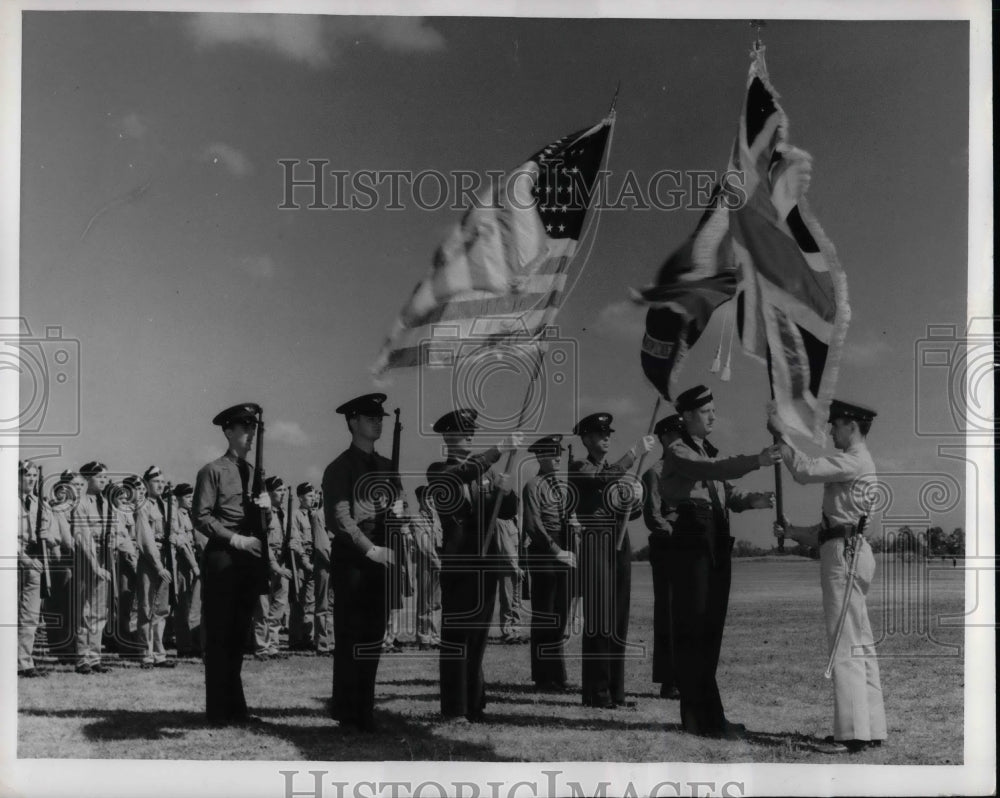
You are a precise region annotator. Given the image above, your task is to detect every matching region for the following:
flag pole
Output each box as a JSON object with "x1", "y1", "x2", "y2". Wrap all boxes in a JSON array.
[
  {"x1": 615, "y1": 393, "x2": 662, "y2": 551},
  {"x1": 766, "y1": 351, "x2": 785, "y2": 551},
  {"x1": 480, "y1": 341, "x2": 546, "y2": 559}
]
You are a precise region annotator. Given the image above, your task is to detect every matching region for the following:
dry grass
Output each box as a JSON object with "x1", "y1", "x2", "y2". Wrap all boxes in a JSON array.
[{"x1": 18, "y1": 558, "x2": 964, "y2": 763}]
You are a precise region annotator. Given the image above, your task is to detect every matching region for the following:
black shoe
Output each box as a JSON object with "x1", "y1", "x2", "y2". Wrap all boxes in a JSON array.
[
  {"x1": 439, "y1": 714, "x2": 471, "y2": 726},
  {"x1": 140, "y1": 661, "x2": 155, "y2": 669},
  {"x1": 18, "y1": 667, "x2": 49, "y2": 678},
  {"x1": 75, "y1": 663, "x2": 93, "y2": 675},
  {"x1": 91, "y1": 663, "x2": 112, "y2": 674},
  {"x1": 659, "y1": 684, "x2": 681, "y2": 700},
  {"x1": 583, "y1": 697, "x2": 616, "y2": 709},
  {"x1": 153, "y1": 660, "x2": 176, "y2": 669}
]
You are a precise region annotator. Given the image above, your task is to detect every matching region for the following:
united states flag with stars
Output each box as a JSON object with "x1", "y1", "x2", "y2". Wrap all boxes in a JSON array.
[{"x1": 372, "y1": 117, "x2": 612, "y2": 375}]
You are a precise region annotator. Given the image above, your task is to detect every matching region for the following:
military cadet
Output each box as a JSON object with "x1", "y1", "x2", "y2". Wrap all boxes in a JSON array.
[
  {"x1": 171, "y1": 483, "x2": 202, "y2": 657},
  {"x1": 496, "y1": 514, "x2": 525, "y2": 644},
  {"x1": 72, "y1": 461, "x2": 114, "y2": 674},
  {"x1": 660, "y1": 385, "x2": 779, "y2": 738},
  {"x1": 193, "y1": 402, "x2": 270, "y2": 725},
  {"x1": 17, "y1": 460, "x2": 58, "y2": 677},
  {"x1": 110, "y1": 476, "x2": 143, "y2": 656},
  {"x1": 569, "y1": 413, "x2": 652, "y2": 709},
  {"x1": 288, "y1": 482, "x2": 319, "y2": 653},
  {"x1": 410, "y1": 486, "x2": 442, "y2": 650},
  {"x1": 770, "y1": 399, "x2": 887, "y2": 754},
  {"x1": 311, "y1": 484, "x2": 335, "y2": 655},
  {"x1": 42, "y1": 470, "x2": 80, "y2": 662},
  {"x1": 135, "y1": 465, "x2": 176, "y2": 668},
  {"x1": 427, "y1": 408, "x2": 522, "y2": 723},
  {"x1": 641, "y1": 414, "x2": 685, "y2": 700},
  {"x1": 323, "y1": 392, "x2": 401, "y2": 732},
  {"x1": 522, "y1": 435, "x2": 579, "y2": 691},
  {"x1": 252, "y1": 476, "x2": 293, "y2": 658}
]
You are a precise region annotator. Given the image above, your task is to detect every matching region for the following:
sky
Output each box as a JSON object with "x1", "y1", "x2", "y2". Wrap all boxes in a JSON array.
[{"x1": 11, "y1": 11, "x2": 976, "y2": 548}]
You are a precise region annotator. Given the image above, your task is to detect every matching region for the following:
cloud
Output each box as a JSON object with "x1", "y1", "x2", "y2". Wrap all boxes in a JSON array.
[
  {"x1": 240, "y1": 254, "x2": 277, "y2": 279},
  {"x1": 203, "y1": 142, "x2": 253, "y2": 177},
  {"x1": 119, "y1": 112, "x2": 147, "y2": 140},
  {"x1": 185, "y1": 14, "x2": 444, "y2": 68},
  {"x1": 841, "y1": 334, "x2": 893, "y2": 368},
  {"x1": 592, "y1": 300, "x2": 646, "y2": 341},
  {"x1": 269, "y1": 420, "x2": 309, "y2": 446}
]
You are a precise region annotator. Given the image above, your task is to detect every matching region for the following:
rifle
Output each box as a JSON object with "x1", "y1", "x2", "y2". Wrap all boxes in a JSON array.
[
  {"x1": 163, "y1": 483, "x2": 178, "y2": 608},
  {"x1": 102, "y1": 485, "x2": 119, "y2": 617},
  {"x1": 35, "y1": 466, "x2": 51, "y2": 600},
  {"x1": 248, "y1": 408, "x2": 273, "y2": 595},
  {"x1": 388, "y1": 408, "x2": 407, "y2": 602},
  {"x1": 283, "y1": 490, "x2": 300, "y2": 599}
]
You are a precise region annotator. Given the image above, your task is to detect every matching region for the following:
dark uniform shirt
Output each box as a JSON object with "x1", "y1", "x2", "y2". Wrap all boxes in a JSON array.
[
  {"x1": 193, "y1": 453, "x2": 255, "y2": 548},
  {"x1": 323, "y1": 443, "x2": 400, "y2": 558},
  {"x1": 522, "y1": 471, "x2": 577, "y2": 555}
]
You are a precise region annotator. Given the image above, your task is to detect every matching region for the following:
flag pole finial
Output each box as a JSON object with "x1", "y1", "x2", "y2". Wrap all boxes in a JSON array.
[
  {"x1": 609, "y1": 81, "x2": 621, "y2": 116},
  {"x1": 749, "y1": 20, "x2": 767, "y2": 53}
]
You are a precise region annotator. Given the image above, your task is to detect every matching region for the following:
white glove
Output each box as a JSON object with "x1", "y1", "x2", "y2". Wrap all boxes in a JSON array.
[
  {"x1": 230, "y1": 534, "x2": 262, "y2": 557},
  {"x1": 639, "y1": 435, "x2": 656, "y2": 454},
  {"x1": 365, "y1": 545, "x2": 396, "y2": 567},
  {"x1": 555, "y1": 549, "x2": 577, "y2": 568},
  {"x1": 254, "y1": 494, "x2": 272, "y2": 510},
  {"x1": 499, "y1": 432, "x2": 524, "y2": 453}
]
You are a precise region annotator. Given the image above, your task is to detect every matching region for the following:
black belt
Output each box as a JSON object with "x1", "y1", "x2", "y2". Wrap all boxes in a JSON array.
[{"x1": 819, "y1": 524, "x2": 858, "y2": 545}]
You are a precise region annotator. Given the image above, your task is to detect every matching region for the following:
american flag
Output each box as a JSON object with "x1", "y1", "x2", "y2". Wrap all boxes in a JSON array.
[{"x1": 371, "y1": 118, "x2": 611, "y2": 375}]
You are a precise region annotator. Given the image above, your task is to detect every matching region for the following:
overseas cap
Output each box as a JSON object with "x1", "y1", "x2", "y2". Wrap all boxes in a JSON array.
[
  {"x1": 173, "y1": 483, "x2": 194, "y2": 497},
  {"x1": 675, "y1": 385, "x2": 713, "y2": 413},
  {"x1": 296, "y1": 481, "x2": 315, "y2": 497},
  {"x1": 264, "y1": 476, "x2": 285, "y2": 492}
]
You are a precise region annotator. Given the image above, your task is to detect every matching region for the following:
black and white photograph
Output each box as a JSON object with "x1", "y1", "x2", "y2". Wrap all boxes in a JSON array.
[{"x1": 1, "y1": 1, "x2": 993, "y2": 796}]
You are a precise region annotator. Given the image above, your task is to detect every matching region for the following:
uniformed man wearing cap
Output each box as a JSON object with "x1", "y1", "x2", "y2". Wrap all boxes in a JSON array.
[
  {"x1": 107, "y1": 475, "x2": 142, "y2": 657},
  {"x1": 427, "y1": 407, "x2": 522, "y2": 722},
  {"x1": 569, "y1": 413, "x2": 652, "y2": 709},
  {"x1": 311, "y1": 482, "x2": 335, "y2": 656},
  {"x1": 171, "y1": 483, "x2": 203, "y2": 657},
  {"x1": 251, "y1": 477, "x2": 293, "y2": 658},
  {"x1": 661, "y1": 385, "x2": 779, "y2": 738},
  {"x1": 135, "y1": 465, "x2": 176, "y2": 668},
  {"x1": 17, "y1": 460, "x2": 58, "y2": 677},
  {"x1": 193, "y1": 403, "x2": 271, "y2": 724},
  {"x1": 641, "y1": 414, "x2": 686, "y2": 700},
  {"x1": 288, "y1": 482, "x2": 322, "y2": 653},
  {"x1": 410, "y1": 485, "x2": 443, "y2": 649},
  {"x1": 72, "y1": 461, "x2": 115, "y2": 674},
  {"x1": 322, "y1": 393, "x2": 402, "y2": 731},
  {"x1": 42, "y1": 470, "x2": 81, "y2": 661},
  {"x1": 770, "y1": 399, "x2": 887, "y2": 754},
  {"x1": 522, "y1": 435, "x2": 579, "y2": 691}
]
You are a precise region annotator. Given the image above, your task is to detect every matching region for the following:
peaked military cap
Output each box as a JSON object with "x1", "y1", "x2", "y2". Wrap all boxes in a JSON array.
[
  {"x1": 264, "y1": 476, "x2": 284, "y2": 492},
  {"x1": 296, "y1": 481, "x2": 315, "y2": 496},
  {"x1": 573, "y1": 413, "x2": 614, "y2": 436},
  {"x1": 79, "y1": 461, "x2": 107, "y2": 478},
  {"x1": 336, "y1": 392, "x2": 389, "y2": 418},
  {"x1": 173, "y1": 482, "x2": 194, "y2": 497},
  {"x1": 433, "y1": 407, "x2": 479, "y2": 434},
  {"x1": 212, "y1": 403, "x2": 261, "y2": 427},
  {"x1": 143, "y1": 465, "x2": 163, "y2": 481},
  {"x1": 675, "y1": 385, "x2": 713, "y2": 413},
  {"x1": 828, "y1": 399, "x2": 877, "y2": 425},
  {"x1": 653, "y1": 413, "x2": 684, "y2": 437},
  {"x1": 528, "y1": 434, "x2": 565, "y2": 457}
]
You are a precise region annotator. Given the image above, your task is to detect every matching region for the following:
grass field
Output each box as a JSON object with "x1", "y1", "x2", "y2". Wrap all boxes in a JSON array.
[{"x1": 17, "y1": 557, "x2": 965, "y2": 763}]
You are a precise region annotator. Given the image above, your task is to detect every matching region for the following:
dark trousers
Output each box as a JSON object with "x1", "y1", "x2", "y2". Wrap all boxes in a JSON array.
[
  {"x1": 331, "y1": 557, "x2": 388, "y2": 726},
  {"x1": 668, "y1": 518, "x2": 733, "y2": 735},
  {"x1": 648, "y1": 535, "x2": 677, "y2": 688},
  {"x1": 43, "y1": 555, "x2": 75, "y2": 657},
  {"x1": 528, "y1": 557, "x2": 570, "y2": 687},
  {"x1": 439, "y1": 566, "x2": 498, "y2": 719},
  {"x1": 203, "y1": 547, "x2": 258, "y2": 722},
  {"x1": 579, "y1": 525, "x2": 632, "y2": 706}
]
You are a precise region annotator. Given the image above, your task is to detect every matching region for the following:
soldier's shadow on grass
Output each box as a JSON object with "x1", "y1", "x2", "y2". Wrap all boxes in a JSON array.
[{"x1": 20, "y1": 708, "x2": 209, "y2": 741}]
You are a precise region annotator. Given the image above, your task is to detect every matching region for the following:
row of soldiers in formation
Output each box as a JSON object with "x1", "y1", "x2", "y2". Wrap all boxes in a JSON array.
[{"x1": 17, "y1": 385, "x2": 887, "y2": 754}]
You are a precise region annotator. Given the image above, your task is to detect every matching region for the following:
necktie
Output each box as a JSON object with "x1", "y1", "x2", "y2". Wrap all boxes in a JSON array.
[{"x1": 237, "y1": 460, "x2": 250, "y2": 504}]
